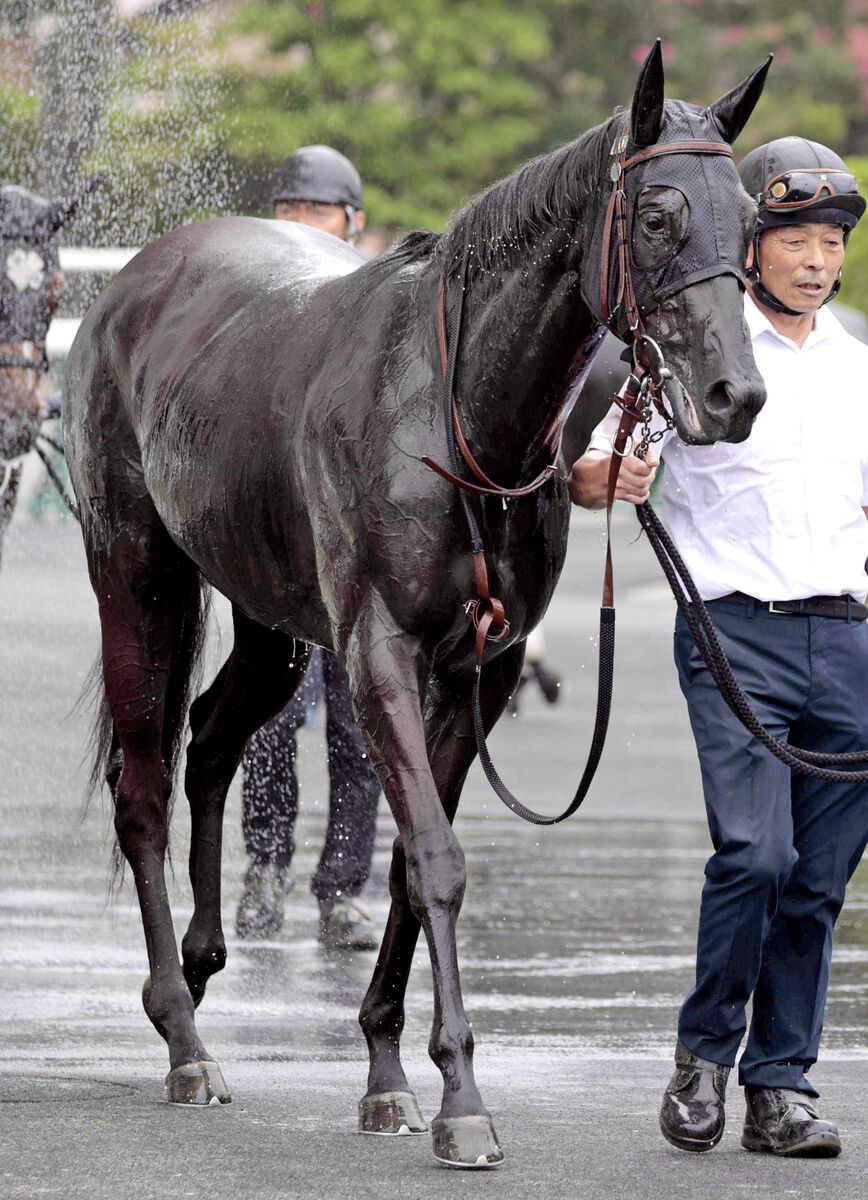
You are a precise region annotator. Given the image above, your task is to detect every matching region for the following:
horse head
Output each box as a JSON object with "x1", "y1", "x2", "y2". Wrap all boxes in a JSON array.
[
  {"x1": 0, "y1": 181, "x2": 90, "y2": 461},
  {"x1": 584, "y1": 42, "x2": 771, "y2": 445}
]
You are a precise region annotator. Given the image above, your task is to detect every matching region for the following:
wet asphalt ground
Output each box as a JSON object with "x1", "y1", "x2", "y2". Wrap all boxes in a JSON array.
[{"x1": 2, "y1": 511, "x2": 868, "y2": 1199}]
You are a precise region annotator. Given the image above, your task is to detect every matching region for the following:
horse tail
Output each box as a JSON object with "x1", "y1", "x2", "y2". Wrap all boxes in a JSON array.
[
  {"x1": 82, "y1": 567, "x2": 212, "y2": 809},
  {"x1": 161, "y1": 566, "x2": 213, "y2": 784}
]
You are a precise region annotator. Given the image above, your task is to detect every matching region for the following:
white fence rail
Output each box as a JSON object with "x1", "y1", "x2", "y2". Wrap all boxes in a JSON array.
[{"x1": 47, "y1": 247, "x2": 140, "y2": 360}]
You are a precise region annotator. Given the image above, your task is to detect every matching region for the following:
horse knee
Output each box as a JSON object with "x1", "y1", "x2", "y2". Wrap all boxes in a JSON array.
[{"x1": 406, "y1": 833, "x2": 466, "y2": 921}]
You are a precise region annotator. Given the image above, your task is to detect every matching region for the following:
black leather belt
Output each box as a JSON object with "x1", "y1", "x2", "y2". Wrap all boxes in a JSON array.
[{"x1": 717, "y1": 591, "x2": 868, "y2": 621}]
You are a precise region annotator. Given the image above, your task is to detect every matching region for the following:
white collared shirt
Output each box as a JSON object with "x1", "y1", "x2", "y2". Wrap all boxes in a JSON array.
[{"x1": 587, "y1": 294, "x2": 868, "y2": 601}]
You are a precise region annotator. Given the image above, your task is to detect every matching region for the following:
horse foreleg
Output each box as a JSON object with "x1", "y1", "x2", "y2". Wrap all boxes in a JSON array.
[
  {"x1": 359, "y1": 647, "x2": 524, "y2": 1144},
  {"x1": 182, "y1": 610, "x2": 309, "y2": 1005},
  {"x1": 352, "y1": 603, "x2": 522, "y2": 1166}
]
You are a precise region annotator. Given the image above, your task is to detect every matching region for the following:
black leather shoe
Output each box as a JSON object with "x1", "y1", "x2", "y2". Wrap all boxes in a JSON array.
[
  {"x1": 235, "y1": 860, "x2": 295, "y2": 939},
  {"x1": 742, "y1": 1087, "x2": 841, "y2": 1157},
  {"x1": 659, "y1": 1040, "x2": 730, "y2": 1151}
]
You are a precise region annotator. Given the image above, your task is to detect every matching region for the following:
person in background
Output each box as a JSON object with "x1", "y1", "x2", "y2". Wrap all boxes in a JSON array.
[
  {"x1": 570, "y1": 138, "x2": 868, "y2": 1159},
  {"x1": 236, "y1": 145, "x2": 380, "y2": 951}
]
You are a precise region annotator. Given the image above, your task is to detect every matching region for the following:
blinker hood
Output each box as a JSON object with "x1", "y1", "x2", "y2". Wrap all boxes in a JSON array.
[
  {"x1": 0, "y1": 185, "x2": 62, "y2": 347},
  {"x1": 583, "y1": 102, "x2": 748, "y2": 339}
]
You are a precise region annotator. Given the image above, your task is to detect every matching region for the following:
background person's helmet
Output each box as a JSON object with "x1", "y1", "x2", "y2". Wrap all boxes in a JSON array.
[
  {"x1": 271, "y1": 144, "x2": 364, "y2": 210},
  {"x1": 738, "y1": 137, "x2": 865, "y2": 313}
]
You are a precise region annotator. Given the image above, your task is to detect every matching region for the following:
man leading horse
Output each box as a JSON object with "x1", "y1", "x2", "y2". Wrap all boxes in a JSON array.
[{"x1": 571, "y1": 136, "x2": 868, "y2": 1158}]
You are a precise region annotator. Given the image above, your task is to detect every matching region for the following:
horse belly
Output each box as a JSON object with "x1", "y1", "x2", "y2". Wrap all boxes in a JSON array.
[{"x1": 143, "y1": 418, "x2": 333, "y2": 645}]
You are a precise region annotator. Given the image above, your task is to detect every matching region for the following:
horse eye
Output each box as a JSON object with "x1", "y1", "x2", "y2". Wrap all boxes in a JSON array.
[{"x1": 643, "y1": 213, "x2": 666, "y2": 234}]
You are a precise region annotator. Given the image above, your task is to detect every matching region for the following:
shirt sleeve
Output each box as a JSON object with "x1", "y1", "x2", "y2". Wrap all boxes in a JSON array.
[{"x1": 585, "y1": 383, "x2": 675, "y2": 458}]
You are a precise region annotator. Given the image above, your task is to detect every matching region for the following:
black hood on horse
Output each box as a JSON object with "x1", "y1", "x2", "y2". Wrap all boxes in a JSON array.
[
  {"x1": 583, "y1": 100, "x2": 752, "y2": 330},
  {"x1": 0, "y1": 181, "x2": 85, "y2": 562},
  {"x1": 0, "y1": 185, "x2": 67, "y2": 349}
]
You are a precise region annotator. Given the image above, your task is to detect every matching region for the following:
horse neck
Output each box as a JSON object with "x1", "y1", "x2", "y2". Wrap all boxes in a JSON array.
[{"x1": 453, "y1": 226, "x2": 599, "y2": 482}]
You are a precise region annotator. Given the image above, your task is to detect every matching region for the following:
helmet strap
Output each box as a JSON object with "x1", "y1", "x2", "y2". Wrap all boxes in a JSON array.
[{"x1": 345, "y1": 205, "x2": 358, "y2": 244}]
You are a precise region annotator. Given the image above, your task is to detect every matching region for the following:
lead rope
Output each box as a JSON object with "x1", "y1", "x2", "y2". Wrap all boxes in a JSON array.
[
  {"x1": 434, "y1": 258, "x2": 645, "y2": 823},
  {"x1": 470, "y1": 381, "x2": 646, "y2": 824},
  {"x1": 636, "y1": 501, "x2": 868, "y2": 781}
]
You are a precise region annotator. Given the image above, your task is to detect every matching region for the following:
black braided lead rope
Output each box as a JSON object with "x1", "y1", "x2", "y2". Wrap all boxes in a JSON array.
[{"x1": 636, "y1": 501, "x2": 868, "y2": 782}]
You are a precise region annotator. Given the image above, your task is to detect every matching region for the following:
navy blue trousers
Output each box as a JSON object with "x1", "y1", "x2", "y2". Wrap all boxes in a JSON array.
[
  {"x1": 674, "y1": 600, "x2": 868, "y2": 1096},
  {"x1": 241, "y1": 650, "x2": 380, "y2": 902}
]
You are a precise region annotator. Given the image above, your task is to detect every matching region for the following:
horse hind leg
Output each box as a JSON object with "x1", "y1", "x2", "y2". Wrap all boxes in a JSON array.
[
  {"x1": 92, "y1": 510, "x2": 229, "y2": 1106},
  {"x1": 180, "y1": 609, "x2": 310, "y2": 1007}
]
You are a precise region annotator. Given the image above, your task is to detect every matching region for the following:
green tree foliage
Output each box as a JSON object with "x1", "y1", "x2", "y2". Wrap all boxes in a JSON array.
[
  {"x1": 837, "y1": 156, "x2": 868, "y2": 316},
  {"x1": 2, "y1": 0, "x2": 868, "y2": 311},
  {"x1": 216, "y1": 0, "x2": 555, "y2": 228},
  {"x1": 0, "y1": 1, "x2": 231, "y2": 244}
]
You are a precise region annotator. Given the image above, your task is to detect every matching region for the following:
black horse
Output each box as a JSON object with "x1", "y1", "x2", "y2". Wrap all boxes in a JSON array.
[
  {"x1": 0, "y1": 184, "x2": 79, "y2": 565},
  {"x1": 64, "y1": 47, "x2": 768, "y2": 1166}
]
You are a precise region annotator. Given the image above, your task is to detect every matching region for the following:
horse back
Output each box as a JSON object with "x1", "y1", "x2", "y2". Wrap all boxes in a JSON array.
[{"x1": 63, "y1": 217, "x2": 368, "y2": 635}]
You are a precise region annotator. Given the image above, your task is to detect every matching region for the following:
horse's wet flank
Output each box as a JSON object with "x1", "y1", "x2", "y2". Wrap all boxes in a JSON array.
[{"x1": 63, "y1": 46, "x2": 770, "y2": 1165}]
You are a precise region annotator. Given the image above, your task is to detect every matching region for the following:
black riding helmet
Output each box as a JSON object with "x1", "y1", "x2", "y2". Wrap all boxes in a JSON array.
[
  {"x1": 271, "y1": 144, "x2": 364, "y2": 210},
  {"x1": 738, "y1": 137, "x2": 866, "y2": 315}
]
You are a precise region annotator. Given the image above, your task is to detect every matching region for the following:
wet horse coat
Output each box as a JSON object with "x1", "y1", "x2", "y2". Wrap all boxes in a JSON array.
[{"x1": 64, "y1": 46, "x2": 770, "y2": 1165}]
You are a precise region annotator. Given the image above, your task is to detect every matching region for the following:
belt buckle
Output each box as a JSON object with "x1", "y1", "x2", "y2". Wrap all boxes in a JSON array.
[{"x1": 768, "y1": 601, "x2": 790, "y2": 615}]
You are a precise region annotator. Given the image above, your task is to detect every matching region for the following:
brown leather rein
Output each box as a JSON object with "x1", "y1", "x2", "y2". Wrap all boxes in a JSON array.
[{"x1": 421, "y1": 134, "x2": 734, "y2": 824}]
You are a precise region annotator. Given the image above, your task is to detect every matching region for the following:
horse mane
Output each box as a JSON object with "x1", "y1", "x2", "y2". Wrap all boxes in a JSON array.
[
  {"x1": 438, "y1": 113, "x2": 620, "y2": 280},
  {"x1": 350, "y1": 114, "x2": 619, "y2": 292}
]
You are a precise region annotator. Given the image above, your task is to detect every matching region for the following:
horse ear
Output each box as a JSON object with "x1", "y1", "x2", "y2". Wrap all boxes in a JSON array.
[
  {"x1": 630, "y1": 39, "x2": 665, "y2": 149},
  {"x1": 708, "y1": 55, "x2": 773, "y2": 145},
  {"x1": 47, "y1": 175, "x2": 102, "y2": 232}
]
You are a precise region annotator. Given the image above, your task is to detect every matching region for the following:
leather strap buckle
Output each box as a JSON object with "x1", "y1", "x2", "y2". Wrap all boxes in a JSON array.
[{"x1": 466, "y1": 597, "x2": 510, "y2": 642}]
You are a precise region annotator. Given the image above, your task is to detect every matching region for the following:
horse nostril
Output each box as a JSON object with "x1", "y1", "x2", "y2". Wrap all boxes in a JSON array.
[{"x1": 705, "y1": 380, "x2": 736, "y2": 417}]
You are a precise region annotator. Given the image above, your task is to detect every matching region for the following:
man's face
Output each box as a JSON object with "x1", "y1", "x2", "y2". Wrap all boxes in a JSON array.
[
  {"x1": 274, "y1": 199, "x2": 350, "y2": 240},
  {"x1": 753, "y1": 222, "x2": 846, "y2": 313}
]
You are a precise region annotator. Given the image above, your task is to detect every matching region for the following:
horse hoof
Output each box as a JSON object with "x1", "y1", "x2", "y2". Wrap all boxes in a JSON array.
[
  {"x1": 165, "y1": 1060, "x2": 231, "y2": 1106},
  {"x1": 431, "y1": 1114, "x2": 503, "y2": 1168},
  {"x1": 358, "y1": 1090, "x2": 428, "y2": 1135}
]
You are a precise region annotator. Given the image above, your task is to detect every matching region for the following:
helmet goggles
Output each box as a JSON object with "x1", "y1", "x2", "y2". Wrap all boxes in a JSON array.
[{"x1": 760, "y1": 166, "x2": 863, "y2": 212}]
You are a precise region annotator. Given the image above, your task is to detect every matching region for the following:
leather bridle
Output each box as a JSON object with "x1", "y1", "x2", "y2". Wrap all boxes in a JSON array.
[
  {"x1": 599, "y1": 134, "x2": 734, "y2": 334},
  {"x1": 421, "y1": 131, "x2": 742, "y2": 824},
  {"x1": 0, "y1": 350, "x2": 49, "y2": 372}
]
